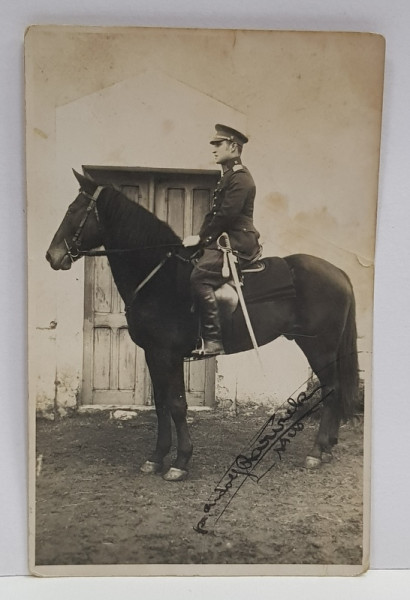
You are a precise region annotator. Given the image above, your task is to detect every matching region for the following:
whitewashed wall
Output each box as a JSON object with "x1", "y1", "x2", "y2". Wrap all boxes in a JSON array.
[{"x1": 27, "y1": 30, "x2": 380, "y2": 416}]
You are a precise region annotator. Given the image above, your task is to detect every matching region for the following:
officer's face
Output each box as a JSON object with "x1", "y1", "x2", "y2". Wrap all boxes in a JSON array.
[{"x1": 211, "y1": 140, "x2": 238, "y2": 164}]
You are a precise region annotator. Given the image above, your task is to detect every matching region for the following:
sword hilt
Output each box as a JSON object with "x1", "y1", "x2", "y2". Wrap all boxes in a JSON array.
[{"x1": 217, "y1": 232, "x2": 235, "y2": 278}]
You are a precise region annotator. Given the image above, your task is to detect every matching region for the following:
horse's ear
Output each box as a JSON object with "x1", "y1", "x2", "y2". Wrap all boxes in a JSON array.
[{"x1": 72, "y1": 169, "x2": 97, "y2": 196}]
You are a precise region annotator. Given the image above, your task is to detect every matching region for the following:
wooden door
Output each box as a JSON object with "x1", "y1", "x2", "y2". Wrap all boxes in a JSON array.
[{"x1": 82, "y1": 167, "x2": 219, "y2": 407}]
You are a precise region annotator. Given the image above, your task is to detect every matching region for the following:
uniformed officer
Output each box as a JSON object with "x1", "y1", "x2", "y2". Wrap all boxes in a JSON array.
[{"x1": 183, "y1": 124, "x2": 261, "y2": 356}]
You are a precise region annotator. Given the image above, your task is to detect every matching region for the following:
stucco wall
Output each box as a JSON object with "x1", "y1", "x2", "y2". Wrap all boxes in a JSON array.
[{"x1": 26, "y1": 29, "x2": 383, "y2": 416}]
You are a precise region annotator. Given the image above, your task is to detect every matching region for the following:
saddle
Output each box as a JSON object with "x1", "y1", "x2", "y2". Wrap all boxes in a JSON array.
[
  {"x1": 215, "y1": 256, "x2": 296, "y2": 316},
  {"x1": 176, "y1": 247, "x2": 296, "y2": 315}
]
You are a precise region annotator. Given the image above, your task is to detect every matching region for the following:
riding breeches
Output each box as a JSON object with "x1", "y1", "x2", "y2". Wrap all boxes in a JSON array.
[{"x1": 190, "y1": 249, "x2": 228, "y2": 291}]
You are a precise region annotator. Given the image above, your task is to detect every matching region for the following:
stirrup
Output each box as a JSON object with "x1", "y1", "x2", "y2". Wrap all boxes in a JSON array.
[
  {"x1": 192, "y1": 337, "x2": 205, "y2": 357},
  {"x1": 192, "y1": 338, "x2": 224, "y2": 357}
]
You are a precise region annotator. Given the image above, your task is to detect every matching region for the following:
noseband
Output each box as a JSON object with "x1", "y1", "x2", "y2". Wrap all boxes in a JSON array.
[{"x1": 65, "y1": 186, "x2": 104, "y2": 262}]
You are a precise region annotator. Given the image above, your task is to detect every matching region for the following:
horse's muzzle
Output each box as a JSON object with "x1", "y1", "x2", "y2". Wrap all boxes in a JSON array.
[{"x1": 45, "y1": 249, "x2": 72, "y2": 271}]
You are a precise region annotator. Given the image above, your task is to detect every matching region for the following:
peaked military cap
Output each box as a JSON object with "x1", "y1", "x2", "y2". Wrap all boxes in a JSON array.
[{"x1": 210, "y1": 124, "x2": 249, "y2": 146}]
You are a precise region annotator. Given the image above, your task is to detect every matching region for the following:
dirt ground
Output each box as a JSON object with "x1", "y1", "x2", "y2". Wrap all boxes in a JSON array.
[{"x1": 35, "y1": 407, "x2": 364, "y2": 567}]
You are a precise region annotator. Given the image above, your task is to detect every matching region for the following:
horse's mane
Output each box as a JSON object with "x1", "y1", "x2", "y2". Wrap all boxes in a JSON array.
[{"x1": 98, "y1": 187, "x2": 181, "y2": 249}]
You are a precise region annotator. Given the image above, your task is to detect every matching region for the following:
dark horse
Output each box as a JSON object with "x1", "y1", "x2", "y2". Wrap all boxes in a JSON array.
[{"x1": 46, "y1": 170, "x2": 359, "y2": 481}]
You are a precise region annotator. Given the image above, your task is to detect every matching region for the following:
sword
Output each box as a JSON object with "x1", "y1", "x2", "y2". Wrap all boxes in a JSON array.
[{"x1": 218, "y1": 233, "x2": 264, "y2": 371}]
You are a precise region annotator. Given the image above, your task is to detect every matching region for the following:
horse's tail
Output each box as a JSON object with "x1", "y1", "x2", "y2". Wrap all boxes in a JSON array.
[{"x1": 337, "y1": 288, "x2": 359, "y2": 420}]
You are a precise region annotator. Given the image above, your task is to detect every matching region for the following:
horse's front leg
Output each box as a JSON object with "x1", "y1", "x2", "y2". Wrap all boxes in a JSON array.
[
  {"x1": 139, "y1": 351, "x2": 172, "y2": 475},
  {"x1": 139, "y1": 403, "x2": 172, "y2": 475},
  {"x1": 143, "y1": 349, "x2": 192, "y2": 482}
]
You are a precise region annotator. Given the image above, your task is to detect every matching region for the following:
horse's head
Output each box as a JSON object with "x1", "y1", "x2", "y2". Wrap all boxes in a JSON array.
[{"x1": 46, "y1": 170, "x2": 105, "y2": 270}]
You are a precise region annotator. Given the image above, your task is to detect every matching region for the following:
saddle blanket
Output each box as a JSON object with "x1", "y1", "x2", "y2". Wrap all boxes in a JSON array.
[{"x1": 241, "y1": 257, "x2": 296, "y2": 304}]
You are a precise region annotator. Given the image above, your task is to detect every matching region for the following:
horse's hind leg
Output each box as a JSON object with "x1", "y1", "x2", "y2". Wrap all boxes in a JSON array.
[
  {"x1": 163, "y1": 358, "x2": 193, "y2": 481},
  {"x1": 164, "y1": 359, "x2": 193, "y2": 481},
  {"x1": 296, "y1": 339, "x2": 341, "y2": 468},
  {"x1": 305, "y1": 360, "x2": 340, "y2": 469}
]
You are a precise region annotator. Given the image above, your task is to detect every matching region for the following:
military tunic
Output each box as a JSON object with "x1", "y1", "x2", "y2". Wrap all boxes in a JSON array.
[{"x1": 191, "y1": 158, "x2": 260, "y2": 289}]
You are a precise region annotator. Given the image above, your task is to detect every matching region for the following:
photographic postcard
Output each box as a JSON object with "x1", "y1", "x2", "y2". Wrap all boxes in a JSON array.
[{"x1": 26, "y1": 26, "x2": 385, "y2": 576}]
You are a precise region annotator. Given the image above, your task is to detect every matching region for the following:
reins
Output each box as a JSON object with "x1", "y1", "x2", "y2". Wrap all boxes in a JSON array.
[
  {"x1": 77, "y1": 243, "x2": 183, "y2": 257},
  {"x1": 126, "y1": 252, "x2": 173, "y2": 309}
]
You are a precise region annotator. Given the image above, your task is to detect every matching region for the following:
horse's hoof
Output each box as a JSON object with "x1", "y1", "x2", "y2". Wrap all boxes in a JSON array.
[
  {"x1": 321, "y1": 451, "x2": 333, "y2": 464},
  {"x1": 140, "y1": 460, "x2": 162, "y2": 475},
  {"x1": 163, "y1": 467, "x2": 188, "y2": 482},
  {"x1": 305, "y1": 456, "x2": 322, "y2": 469}
]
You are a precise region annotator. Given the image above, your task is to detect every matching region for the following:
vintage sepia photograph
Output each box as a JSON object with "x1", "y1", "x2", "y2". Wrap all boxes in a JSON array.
[{"x1": 26, "y1": 26, "x2": 384, "y2": 576}]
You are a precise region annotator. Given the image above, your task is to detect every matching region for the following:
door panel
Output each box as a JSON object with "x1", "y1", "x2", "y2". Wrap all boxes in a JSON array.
[
  {"x1": 155, "y1": 186, "x2": 186, "y2": 238},
  {"x1": 82, "y1": 169, "x2": 218, "y2": 407},
  {"x1": 94, "y1": 256, "x2": 112, "y2": 312},
  {"x1": 93, "y1": 328, "x2": 111, "y2": 390},
  {"x1": 118, "y1": 328, "x2": 138, "y2": 390},
  {"x1": 192, "y1": 188, "x2": 213, "y2": 234},
  {"x1": 121, "y1": 184, "x2": 149, "y2": 210}
]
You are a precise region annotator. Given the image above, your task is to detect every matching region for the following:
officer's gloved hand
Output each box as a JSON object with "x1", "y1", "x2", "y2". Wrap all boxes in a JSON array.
[{"x1": 182, "y1": 234, "x2": 201, "y2": 247}]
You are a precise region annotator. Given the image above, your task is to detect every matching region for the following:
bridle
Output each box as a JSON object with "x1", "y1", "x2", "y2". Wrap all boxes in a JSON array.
[
  {"x1": 62, "y1": 184, "x2": 191, "y2": 305},
  {"x1": 64, "y1": 186, "x2": 104, "y2": 262}
]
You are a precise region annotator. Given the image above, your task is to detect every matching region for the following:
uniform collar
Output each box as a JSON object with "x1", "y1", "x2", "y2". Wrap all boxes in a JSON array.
[{"x1": 221, "y1": 157, "x2": 242, "y2": 173}]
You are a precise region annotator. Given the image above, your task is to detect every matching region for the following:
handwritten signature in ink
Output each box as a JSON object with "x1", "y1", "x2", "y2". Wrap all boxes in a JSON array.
[{"x1": 194, "y1": 384, "x2": 334, "y2": 534}]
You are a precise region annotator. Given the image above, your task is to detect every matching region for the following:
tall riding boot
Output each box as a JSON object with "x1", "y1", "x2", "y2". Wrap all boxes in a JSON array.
[{"x1": 192, "y1": 285, "x2": 225, "y2": 357}]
